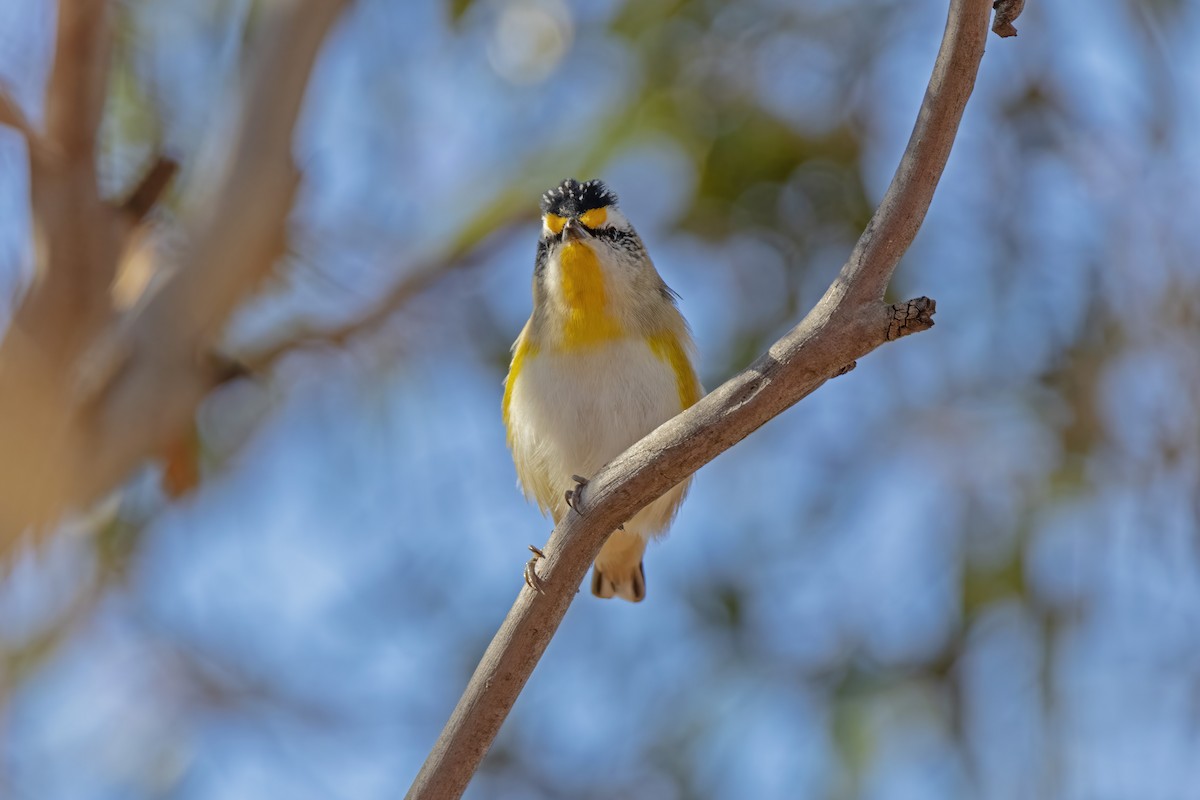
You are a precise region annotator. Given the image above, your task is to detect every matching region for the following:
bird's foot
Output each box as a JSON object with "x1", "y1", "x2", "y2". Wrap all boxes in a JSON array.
[
  {"x1": 524, "y1": 545, "x2": 547, "y2": 594},
  {"x1": 564, "y1": 474, "x2": 588, "y2": 514}
]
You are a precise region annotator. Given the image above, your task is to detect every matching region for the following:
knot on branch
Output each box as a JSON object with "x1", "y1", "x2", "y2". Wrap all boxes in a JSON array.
[
  {"x1": 205, "y1": 351, "x2": 252, "y2": 387},
  {"x1": 887, "y1": 296, "x2": 936, "y2": 341},
  {"x1": 119, "y1": 156, "x2": 179, "y2": 223},
  {"x1": 992, "y1": 0, "x2": 1024, "y2": 38}
]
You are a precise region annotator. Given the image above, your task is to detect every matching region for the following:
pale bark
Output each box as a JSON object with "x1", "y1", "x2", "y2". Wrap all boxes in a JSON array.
[{"x1": 0, "y1": 0, "x2": 351, "y2": 548}]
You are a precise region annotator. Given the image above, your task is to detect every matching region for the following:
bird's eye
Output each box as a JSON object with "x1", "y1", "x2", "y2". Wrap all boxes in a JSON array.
[
  {"x1": 544, "y1": 213, "x2": 566, "y2": 235},
  {"x1": 579, "y1": 208, "x2": 607, "y2": 229}
]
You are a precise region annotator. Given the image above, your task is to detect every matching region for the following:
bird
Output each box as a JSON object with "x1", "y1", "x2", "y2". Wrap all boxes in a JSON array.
[{"x1": 502, "y1": 178, "x2": 701, "y2": 602}]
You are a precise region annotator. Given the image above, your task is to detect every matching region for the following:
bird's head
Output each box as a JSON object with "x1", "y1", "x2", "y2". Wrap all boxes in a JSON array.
[
  {"x1": 537, "y1": 178, "x2": 639, "y2": 255},
  {"x1": 532, "y1": 178, "x2": 671, "y2": 349}
]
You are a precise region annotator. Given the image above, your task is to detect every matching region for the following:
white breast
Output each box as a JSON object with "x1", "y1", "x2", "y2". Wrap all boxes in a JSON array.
[{"x1": 506, "y1": 338, "x2": 685, "y2": 528}]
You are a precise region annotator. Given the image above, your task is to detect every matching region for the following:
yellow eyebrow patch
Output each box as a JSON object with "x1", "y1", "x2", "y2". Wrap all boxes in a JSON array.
[
  {"x1": 544, "y1": 213, "x2": 566, "y2": 234},
  {"x1": 579, "y1": 207, "x2": 607, "y2": 229}
]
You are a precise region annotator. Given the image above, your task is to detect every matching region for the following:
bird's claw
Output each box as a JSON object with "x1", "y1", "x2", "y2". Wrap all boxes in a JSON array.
[
  {"x1": 524, "y1": 545, "x2": 547, "y2": 594},
  {"x1": 564, "y1": 474, "x2": 589, "y2": 514}
]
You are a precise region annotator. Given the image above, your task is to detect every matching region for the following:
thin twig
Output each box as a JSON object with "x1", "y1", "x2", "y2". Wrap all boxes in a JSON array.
[
  {"x1": 405, "y1": 0, "x2": 993, "y2": 797},
  {"x1": 0, "y1": 90, "x2": 36, "y2": 143},
  {"x1": 239, "y1": 213, "x2": 528, "y2": 372},
  {"x1": 119, "y1": 155, "x2": 180, "y2": 223}
]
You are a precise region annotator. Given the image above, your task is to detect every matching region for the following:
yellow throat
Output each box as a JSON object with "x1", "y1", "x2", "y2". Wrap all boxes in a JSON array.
[{"x1": 557, "y1": 241, "x2": 622, "y2": 350}]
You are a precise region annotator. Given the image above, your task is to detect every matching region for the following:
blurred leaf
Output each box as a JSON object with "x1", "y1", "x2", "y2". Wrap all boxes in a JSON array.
[
  {"x1": 830, "y1": 669, "x2": 878, "y2": 789},
  {"x1": 446, "y1": 0, "x2": 477, "y2": 28},
  {"x1": 961, "y1": 550, "x2": 1026, "y2": 620},
  {"x1": 609, "y1": 0, "x2": 689, "y2": 40},
  {"x1": 95, "y1": 514, "x2": 145, "y2": 581},
  {"x1": 689, "y1": 579, "x2": 746, "y2": 634},
  {"x1": 681, "y1": 109, "x2": 865, "y2": 239}
]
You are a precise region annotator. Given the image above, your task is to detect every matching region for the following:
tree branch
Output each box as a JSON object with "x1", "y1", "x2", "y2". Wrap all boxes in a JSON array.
[
  {"x1": 79, "y1": 0, "x2": 351, "y2": 506},
  {"x1": 119, "y1": 155, "x2": 179, "y2": 224},
  {"x1": 238, "y1": 214, "x2": 528, "y2": 372},
  {"x1": 0, "y1": 0, "x2": 122, "y2": 543},
  {"x1": 44, "y1": 0, "x2": 113, "y2": 159},
  {"x1": 0, "y1": 0, "x2": 351, "y2": 545},
  {"x1": 0, "y1": 90, "x2": 36, "y2": 143},
  {"x1": 406, "y1": 0, "x2": 994, "y2": 796},
  {"x1": 18, "y1": 0, "x2": 118, "y2": 357}
]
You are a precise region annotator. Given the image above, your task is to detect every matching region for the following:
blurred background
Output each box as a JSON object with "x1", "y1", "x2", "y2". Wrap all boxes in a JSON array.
[{"x1": 2, "y1": 0, "x2": 1200, "y2": 797}]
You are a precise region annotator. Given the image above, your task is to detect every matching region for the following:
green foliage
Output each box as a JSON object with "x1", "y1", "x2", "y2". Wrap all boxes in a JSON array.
[{"x1": 446, "y1": 0, "x2": 477, "y2": 27}]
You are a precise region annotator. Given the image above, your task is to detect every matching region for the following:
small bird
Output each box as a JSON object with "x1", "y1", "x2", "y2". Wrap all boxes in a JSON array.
[{"x1": 503, "y1": 178, "x2": 701, "y2": 602}]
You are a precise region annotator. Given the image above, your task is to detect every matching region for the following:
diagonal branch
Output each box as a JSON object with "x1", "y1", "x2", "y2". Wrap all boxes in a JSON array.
[
  {"x1": 238, "y1": 214, "x2": 528, "y2": 372},
  {"x1": 406, "y1": 0, "x2": 996, "y2": 796},
  {"x1": 839, "y1": 0, "x2": 994, "y2": 306},
  {"x1": 119, "y1": 155, "x2": 180, "y2": 224}
]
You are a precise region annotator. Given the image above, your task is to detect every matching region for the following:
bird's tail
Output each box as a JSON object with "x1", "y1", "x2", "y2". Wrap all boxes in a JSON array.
[{"x1": 591, "y1": 529, "x2": 647, "y2": 602}]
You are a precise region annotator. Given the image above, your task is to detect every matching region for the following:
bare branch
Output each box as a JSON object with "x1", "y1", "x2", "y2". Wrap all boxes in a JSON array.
[
  {"x1": 239, "y1": 214, "x2": 528, "y2": 372},
  {"x1": 406, "y1": 0, "x2": 994, "y2": 796},
  {"x1": 0, "y1": 90, "x2": 36, "y2": 143},
  {"x1": 80, "y1": 0, "x2": 351, "y2": 504},
  {"x1": 44, "y1": 0, "x2": 113, "y2": 159},
  {"x1": 0, "y1": 3, "x2": 122, "y2": 542},
  {"x1": 15, "y1": 0, "x2": 119, "y2": 355},
  {"x1": 0, "y1": 0, "x2": 351, "y2": 544},
  {"x1": 839, "y1": 0, "x2": 992, "y2": 307},
  {"x1": 119, "y1": 155, "x2": 179, "y2": 223}
]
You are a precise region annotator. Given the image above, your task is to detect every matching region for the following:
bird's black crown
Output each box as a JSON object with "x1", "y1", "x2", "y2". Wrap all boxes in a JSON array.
[{"x1": 539, "y1": 178, "x2": 618, "y2": 217}]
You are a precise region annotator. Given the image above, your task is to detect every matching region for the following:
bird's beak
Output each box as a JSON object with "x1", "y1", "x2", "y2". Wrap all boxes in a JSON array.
[{"x1": 562, "y1": 218, "x2": 588, "y2": 242}]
